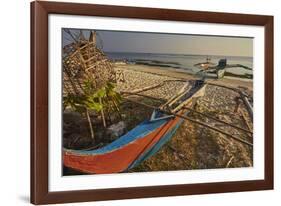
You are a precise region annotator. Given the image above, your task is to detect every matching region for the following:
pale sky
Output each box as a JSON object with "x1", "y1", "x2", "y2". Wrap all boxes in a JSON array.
[{"x1": 63, "y1": 29, "x2": 253, "y2": 57}]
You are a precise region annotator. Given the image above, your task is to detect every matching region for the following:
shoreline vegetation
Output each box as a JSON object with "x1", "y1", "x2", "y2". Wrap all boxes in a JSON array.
[{"x1": 62, "y1": 30, "x2": 253, "y2": 175}]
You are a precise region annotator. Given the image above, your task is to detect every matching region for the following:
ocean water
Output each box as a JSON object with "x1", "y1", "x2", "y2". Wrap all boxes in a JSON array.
[{"x1": 105, "y1": 52, "x2": 253, "y2": 80}]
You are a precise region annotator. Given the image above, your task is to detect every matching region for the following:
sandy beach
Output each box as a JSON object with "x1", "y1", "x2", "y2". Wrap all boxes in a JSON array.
[
  {"x1": 115, "y1": 64, "x2": 253, "y2": 91},
  {"x1": 114, "y1": 63, "x2": 253, "y2": 172},
  {"x1": 63, "y1": 62, "x2": 253, "y2": 174},
  {"x1": 115, "y1": 63, "x2": 253, "y2": 100}
]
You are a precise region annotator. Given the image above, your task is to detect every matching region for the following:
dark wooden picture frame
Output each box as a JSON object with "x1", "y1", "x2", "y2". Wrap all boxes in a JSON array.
[{"x1": 31, "y1": 1, "x2": 274, "y2": 204}]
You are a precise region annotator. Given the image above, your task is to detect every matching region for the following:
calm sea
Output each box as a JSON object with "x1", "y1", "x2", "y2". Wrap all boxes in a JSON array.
[{"x1": 105, "y1": 52, "x2": 253, "y2": 80}]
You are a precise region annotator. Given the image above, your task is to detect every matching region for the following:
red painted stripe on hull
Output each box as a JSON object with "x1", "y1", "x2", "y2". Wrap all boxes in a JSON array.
[{"x1": 64, "y1": 116, "x2": 182, "y2": 174}]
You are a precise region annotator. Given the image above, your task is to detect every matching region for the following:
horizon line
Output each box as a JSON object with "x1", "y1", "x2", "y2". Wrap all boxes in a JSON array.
[{"x1": 103, "y1": 51, "x2": 253, "y2": 58}]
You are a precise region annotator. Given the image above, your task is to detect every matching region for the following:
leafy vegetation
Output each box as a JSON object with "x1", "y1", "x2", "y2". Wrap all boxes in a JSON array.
[{"x1": 63, "y1": 81, "x2": 122, "y2": 142}]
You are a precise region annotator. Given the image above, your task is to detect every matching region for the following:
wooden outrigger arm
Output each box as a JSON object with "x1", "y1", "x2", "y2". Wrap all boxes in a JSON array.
[
  {"x1": 171, "y1": 84, "x2": 206, "y2": 113},
  {"x1": 183, "y1": 106, "x2": 252, "y2": 135},
  {"x1": 206, "y1": 82, "x2": 253, "y2": 120},
  {"x1": 123, "y1": 97, "x2": 253, "y2": 147},
  {"x1": 239, "y1": 91, "x2": 253, "y2": 121},
  {"x1": 123, "y1": 83, "x2": 252, "y2": 133},
  {"x1": 160, "y1": 81, "x2": 190, "y2": 109},
  {"x1": 122, "y1": 79, "x2": 253, "y2": 147}
]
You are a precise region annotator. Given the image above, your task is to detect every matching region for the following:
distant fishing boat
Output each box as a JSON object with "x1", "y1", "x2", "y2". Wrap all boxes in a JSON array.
[
  {"x1": 63, "y1": 80, "x2": 206, "y2": 174},
  {"x1": 195, "y1": 58, "x2": 253, "y2": 79},
  {"x1": 194, "y1": 56, "x2": 216, "y2": 70}
]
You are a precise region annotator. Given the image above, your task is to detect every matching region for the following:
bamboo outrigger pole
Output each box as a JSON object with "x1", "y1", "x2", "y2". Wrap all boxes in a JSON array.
[
  {"x1": 124, "y1": 97, "x2": 253, "y2": 147},
  {"x1": 120, "y1": 91, "x2": 166, "y2": 102},
  {"x1": 183, "y1": 106, "x2": 253, "y2": 135},
  {"x1": 123, "y1": 91, "x2": 253, "y2": 135},
  {"x1": 206, "y1": 82, "x2": 253, "y2": 120}
]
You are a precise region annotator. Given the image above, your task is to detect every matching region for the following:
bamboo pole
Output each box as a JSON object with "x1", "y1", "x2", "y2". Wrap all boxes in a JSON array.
[
  {"x1": 111, "y1": 97, "x2": 123, "y2": 120},
  {"x1": 207, "y1": 82, "x2": 253, "y2": 121},
  {"x1": 226, "y1": 156, "x2": 234, "y2": 168},
  {"x1": 171, "y1": 85, "x2": 206, "y2": 113},
  {"x1": 130, "y1": 82, "x2": 165, "y2": 94},
  {"x1": 122, "y1": 78, "x2": 186, "y2": 96},
  {"x1": 168, "y1": 90, "x2": 190, "y2": 107},
  {"x1": 124, "y1": 97, "x2": 253, "y2": 147},
  {"x1": 161, "y1": 82, "x2": 189, "y2": 108},
  {"x1": 183, "y1": 106, "x2": 253, "y2": 135},
  {"x1": 234, "y1": 97, "x2": 242, "y2": 113},
  {"x1": 239, "y1": 92, "x2": 253, "y2": 121},
  {"x1": 120, "y1": 91, "x2": 165, "y2": 102},
  {"x1": 206, "y1": 82, "x2": 239, "y2": 92},
  {"x1": 81, "y1": 143, "x2": 103, "y2": 151},
  {"x1": 99, "y1": 97, "x2": 107, "y2": 128},
  {"x1": 122, "y1": 88, "x2": 252, "y2": 135},
  {"x1": 238, "y1": 108, "x2": 252, "y2": 132},
  {"x1": 85, "y1": 108, "x2": 95, "y2": 140},
  {"x1": 170, "y1": 111, "x2": 253, "y2": 147},
  {"x1": 63, "y1": 65, "x2": 80, "y2": 95}
]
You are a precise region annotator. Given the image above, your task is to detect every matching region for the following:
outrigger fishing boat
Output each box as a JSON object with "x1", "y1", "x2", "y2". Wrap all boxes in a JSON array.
[
  {"x1": 63, "y1": 32, "x2": 253, "y2": 174},
  {"x1": 64, "y1": 77, "x2": 254, "y2": 174},
  {"x1": 64, "y1": 80, "x2": 207, "y2": 174},
  {"x1": 195, "y1": 58, "x2": 253, "y2": 79}
]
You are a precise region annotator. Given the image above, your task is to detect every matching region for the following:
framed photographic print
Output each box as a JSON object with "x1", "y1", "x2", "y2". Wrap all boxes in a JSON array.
[{"x1": 31, "y1": 1, "x2": 274, "y2": 204}]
